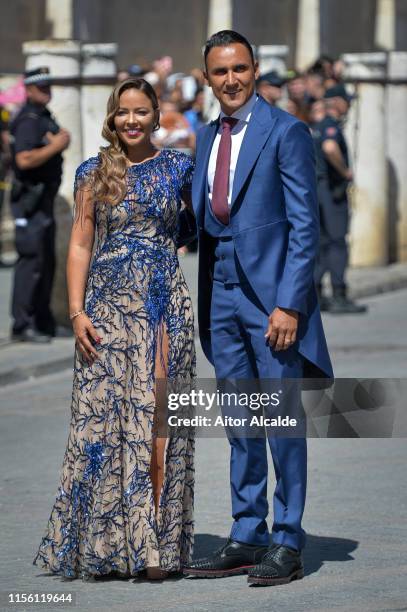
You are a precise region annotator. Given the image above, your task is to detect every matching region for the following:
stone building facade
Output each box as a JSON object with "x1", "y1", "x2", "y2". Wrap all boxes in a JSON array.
[{"x1": 1, "y1": 0, "x2": 407, "y2": 74}]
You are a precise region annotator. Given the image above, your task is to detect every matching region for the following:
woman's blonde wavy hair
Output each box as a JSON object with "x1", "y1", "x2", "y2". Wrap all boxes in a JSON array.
[{"x1": 91, "y1": 78, "x2": 160, "y2": 206}]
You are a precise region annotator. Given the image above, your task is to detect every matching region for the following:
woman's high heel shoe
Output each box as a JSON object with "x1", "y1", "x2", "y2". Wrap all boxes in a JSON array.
[{"x1": 146, "y1": 567, "x2": 169, "y2": 580}]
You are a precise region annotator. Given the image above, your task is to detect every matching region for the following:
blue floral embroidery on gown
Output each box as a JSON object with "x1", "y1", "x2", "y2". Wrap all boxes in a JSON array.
[{"x1": 33, "y1": 150, "x2": 196, "y2": 578}]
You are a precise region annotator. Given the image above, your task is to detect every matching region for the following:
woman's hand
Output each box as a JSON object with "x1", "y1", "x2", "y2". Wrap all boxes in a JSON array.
[{"x1": 72, "y1": 313, "x2": 102, "y2": 365}]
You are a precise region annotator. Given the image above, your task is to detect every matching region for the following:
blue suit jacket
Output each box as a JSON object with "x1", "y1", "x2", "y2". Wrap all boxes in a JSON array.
[{"x1": 192, "y1": 96, "x2": 333, "y2": 378}]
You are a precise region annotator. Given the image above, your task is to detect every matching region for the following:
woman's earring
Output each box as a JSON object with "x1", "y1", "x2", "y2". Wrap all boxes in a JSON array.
[{"x1": 153, "y1": 122, "x2": 160, "y2": 132}]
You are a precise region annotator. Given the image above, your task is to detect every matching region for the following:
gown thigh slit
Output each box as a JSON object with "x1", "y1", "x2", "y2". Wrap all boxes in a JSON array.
[
  {"x1": 150, "y1": 320, "x2": 169, "y2": 521},
  {"x1": 33, "y1": 150, "x2": 196, "y2": 579}
]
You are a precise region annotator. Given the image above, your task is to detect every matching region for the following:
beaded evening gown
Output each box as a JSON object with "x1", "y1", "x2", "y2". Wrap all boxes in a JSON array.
[{"x1": 33, "y1": 150, "x2": 196, "y2": 579}]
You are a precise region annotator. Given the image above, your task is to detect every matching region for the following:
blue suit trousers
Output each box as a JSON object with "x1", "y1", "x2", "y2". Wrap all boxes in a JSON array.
[{"x1": 210, "y1": 279, "x2": 307, "y2": 551}]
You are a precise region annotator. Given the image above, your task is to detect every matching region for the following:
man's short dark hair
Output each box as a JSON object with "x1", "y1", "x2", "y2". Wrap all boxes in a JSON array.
[{"x1": 204, "y1": 30, "x2": 255, "y2": 66}]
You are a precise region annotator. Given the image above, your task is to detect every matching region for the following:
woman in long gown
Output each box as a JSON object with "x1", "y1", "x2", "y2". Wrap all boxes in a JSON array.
[{"x1": 33, "y1": 78, "x2": 196, "y2": 580}]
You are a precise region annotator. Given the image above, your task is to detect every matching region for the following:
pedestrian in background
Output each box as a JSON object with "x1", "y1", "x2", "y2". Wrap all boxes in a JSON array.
[
  {"x1": 256, "y1": 71, "x2": 285, "y2": 106},
  {"x1": 9, "y1": 67, "x2": 70, "y2": 342},
  {"x1": 310, "y1": 87, "x2": 367, "y2": 313},
  {"x1": 304, "y1": 71, "x2": 325, "y2": 103},
  {"x1": 183, "y1": 87, "x2": 205, "y2": 133},
  {"x1": 0, "y1": 103, "x2": 12, "y2": 267},
  {"x1": 286, "y1": 72, "x2": 310, "y2": 122},
  {"x1": 153, "y1": 97, "x2": 195, "y2": 153}
]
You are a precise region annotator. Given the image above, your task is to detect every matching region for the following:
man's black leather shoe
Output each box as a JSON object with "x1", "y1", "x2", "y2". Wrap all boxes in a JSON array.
[
  {"x1": 11, "y1": 328, "x2": 52, "y2": 344},
  {"x1": 56, "y1": 326, "x2": 73, "y2": 338},
  {"x1": 247, "y1": 543, "x2": 304, "y2": 586},
  {"x1": 328, "y1": 295, "x2": 367, "y2": 314},
  {"x1": 328, "y1": 287, "x2": 367, "y2": 314},
  {"x1": 183, "y1": 539, "x2": 268, "y2": 578}
]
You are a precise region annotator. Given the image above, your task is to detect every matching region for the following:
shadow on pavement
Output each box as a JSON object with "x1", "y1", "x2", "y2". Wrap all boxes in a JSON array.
[{"x1": 302, "y1": 533, "x2": 357, "y2": 576}]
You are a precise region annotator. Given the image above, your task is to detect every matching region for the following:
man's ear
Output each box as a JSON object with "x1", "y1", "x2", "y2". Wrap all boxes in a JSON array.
[
  {"x1": 254, "y1": 61, "x2": 260, "y2": 81},
  {"x1": 203, "y1": 70, "x2": 208, "y2": 85}
]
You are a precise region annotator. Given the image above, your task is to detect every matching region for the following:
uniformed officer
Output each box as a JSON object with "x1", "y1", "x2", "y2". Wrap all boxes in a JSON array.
[
  {"x1": 256, "y1": 71, "x2": 285, "y2": 106},
  {"x1": 310, "y1": 86, "x2": 367, "y2": 314},
  {"x1": 0, "y1": 104, "x2": 12, "y2": 267},
  {"x1": 10, "y1": 67, "x2": 70, "y2": 342}
]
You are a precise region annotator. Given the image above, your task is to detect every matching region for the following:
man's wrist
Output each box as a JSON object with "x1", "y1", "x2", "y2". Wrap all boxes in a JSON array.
[
  {"x1": 46, "y1": 142, "x2": 60, "y2": 155},
  {"x1": 277, "y1": 306, "x2": 299, "y2": 317}
]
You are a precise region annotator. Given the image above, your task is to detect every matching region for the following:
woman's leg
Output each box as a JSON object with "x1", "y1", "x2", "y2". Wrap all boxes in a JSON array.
[{"x1": 147, "y1": 325, "x2": 169, "y2": 579}]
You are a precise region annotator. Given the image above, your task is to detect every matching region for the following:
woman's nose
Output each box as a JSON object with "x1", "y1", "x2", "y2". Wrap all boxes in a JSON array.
[{"x1": 126, "y1": 113, "x2": 138, "y2": 125}]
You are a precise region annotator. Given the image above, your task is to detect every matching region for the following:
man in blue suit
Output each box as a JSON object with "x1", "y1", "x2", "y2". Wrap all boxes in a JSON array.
[{"x1": 183, "y1": 31, "x2": 333, "y2": 586}]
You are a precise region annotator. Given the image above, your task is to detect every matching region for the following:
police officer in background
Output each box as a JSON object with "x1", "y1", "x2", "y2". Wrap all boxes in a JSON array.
[
  {"x1": 0, "y1": 104, "x2": 12, "y2": 267},
  {"x1": 10, "y1": 67, "x2": 70, "y2": 342},
  {"x1": 256, "y1": 71, "x2": 285, "y2": 106},
  {"x1": 310, "y1": 85, "x2": 367, "y2": 314}
]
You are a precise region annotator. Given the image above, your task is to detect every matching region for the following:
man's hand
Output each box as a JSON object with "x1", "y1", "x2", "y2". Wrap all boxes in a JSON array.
[
  {"x1": 265, "y1": 307, "x2": 299, "y2": 352},
  {"x1": 46, "y1": 128, "x2": 70, "y2": 153}
]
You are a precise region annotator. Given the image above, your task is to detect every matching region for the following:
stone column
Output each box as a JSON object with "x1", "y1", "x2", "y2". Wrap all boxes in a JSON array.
[
  {"x1": 387, "y1": 52, "x2": 407, "y2": 261},
  {"x1": 204, "y1": 0, "x2": 233, "y2": 121},
  {"x1": 342, "y1": 52, "x2": 388, "y2": 266},
  {"x1": 257, "y1": 45, "x2": 289, "y2": 76},
  {"x1": 23, "y1": 40, "x2": 82, "y2": 326},
  {"x1": 203, "y1": 85, "x2": 220, "y2": 122},
  {"x1": 81, "y1": 43, "x2": 117, "y2": 160},
  {"x1": 375, "y1": 0, "x2": 395, "y2": 50},
  {"x1": 296, "y1": 0, "x2": 320, "y2": 71},
  {"x1": 207, "y1": 0, "x2": 232, "y2": 36},
  {"x1": 45, "y1": 0, "x2": 73, "y2": 39}
]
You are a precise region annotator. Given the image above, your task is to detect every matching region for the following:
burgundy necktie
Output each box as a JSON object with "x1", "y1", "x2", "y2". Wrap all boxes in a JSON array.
[{"x1": 211, "y1": 116, "x2": 239, "y2": 225}]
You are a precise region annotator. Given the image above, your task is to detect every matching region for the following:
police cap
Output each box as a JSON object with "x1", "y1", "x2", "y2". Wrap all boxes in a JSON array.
[
  {"x1": 24, "y1": 67, "x2": 52, "y2": 86},
  {"x1": 256, "y1": 71, "x2": 286, "y2": 88},
  {"x1": 324, "y1": 84, "x2": 353, "y2": 103}
]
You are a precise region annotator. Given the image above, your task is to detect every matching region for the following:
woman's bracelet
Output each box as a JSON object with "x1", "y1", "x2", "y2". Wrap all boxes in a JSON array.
[{"x1": 69, "y1": 309, "x2": 86, "y2": 321}]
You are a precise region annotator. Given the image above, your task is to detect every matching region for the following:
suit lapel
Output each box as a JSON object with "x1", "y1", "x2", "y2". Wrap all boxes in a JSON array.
[
  {"x1": 231, "y1": 97, "x2": 277, "y2": 207},
  {"x1": 192, "y1": 120, "x2": 218, "y2": 227}
]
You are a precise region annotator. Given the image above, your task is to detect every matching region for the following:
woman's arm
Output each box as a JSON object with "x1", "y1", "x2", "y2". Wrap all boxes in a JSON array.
[
  {"x1": 67, "y1": 188, "x2": 95, "y2": 313},
  {"x1": 67, "y1": 188, "x2": 101, "y2": 363}
]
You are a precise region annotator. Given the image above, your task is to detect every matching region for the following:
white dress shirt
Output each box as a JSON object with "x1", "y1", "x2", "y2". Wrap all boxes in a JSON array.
[{"x1": 207, "y1": 93, "x2": 258, "y2": 207}]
